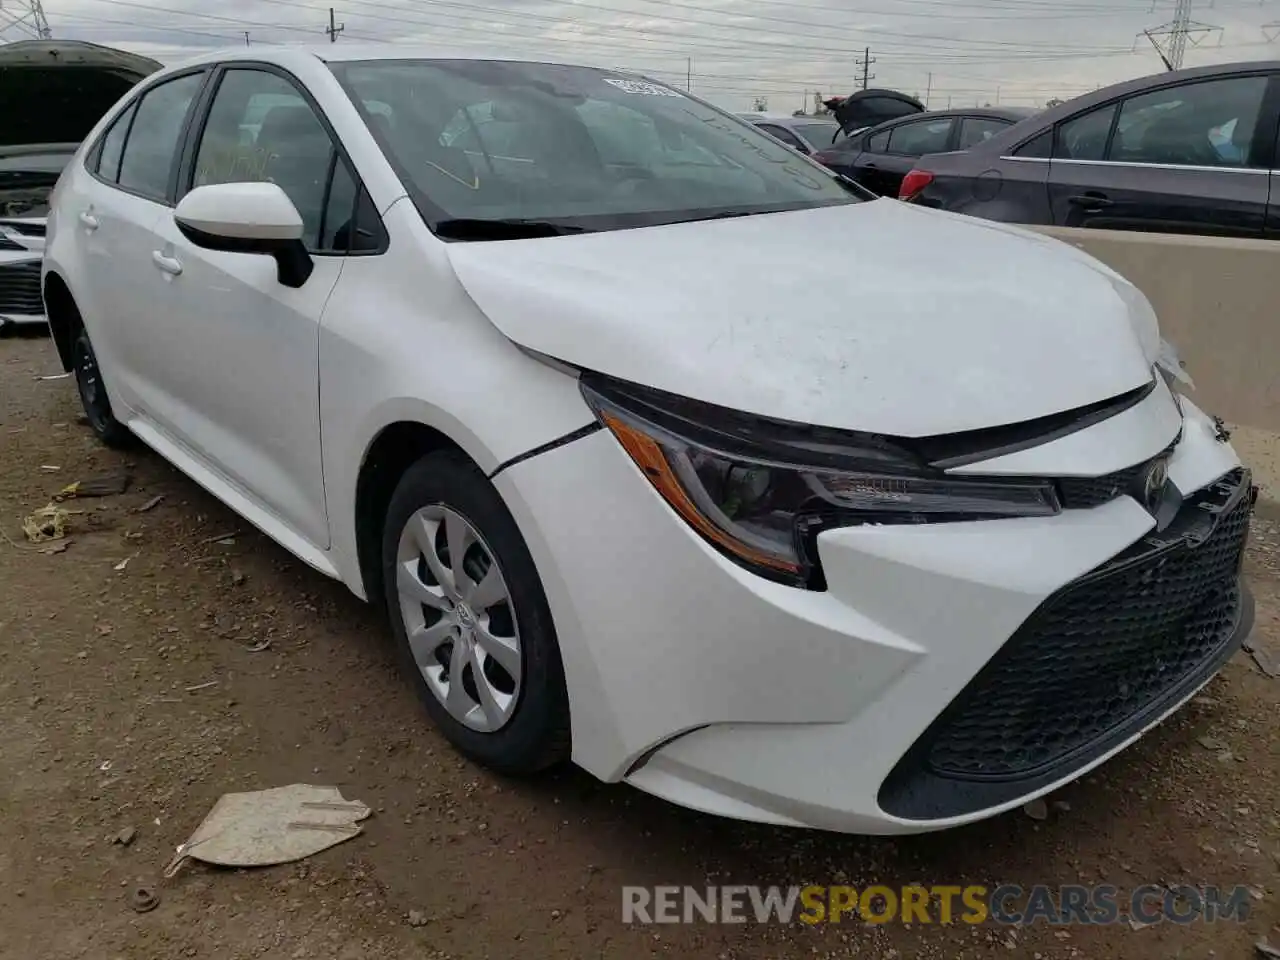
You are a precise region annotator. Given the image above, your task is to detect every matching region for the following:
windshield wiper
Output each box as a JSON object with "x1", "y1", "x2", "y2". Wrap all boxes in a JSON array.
[{"x1": 434, "y1": 218, "x2": 593, "y2": 241}]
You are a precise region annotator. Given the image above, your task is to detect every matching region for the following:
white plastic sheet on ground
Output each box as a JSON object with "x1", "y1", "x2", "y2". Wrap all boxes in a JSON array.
[{"x1": 163, "y1": 784, "x2": 371, "y2": 877}]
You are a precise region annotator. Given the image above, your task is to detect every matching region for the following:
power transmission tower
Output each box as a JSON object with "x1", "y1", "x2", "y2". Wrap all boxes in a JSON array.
[
  {"x1": 1139, "y1": 0, "x2": 1221, "y2": 71},
  {"x1": 325, "y1": 7, "x2": 345, "y2": 42},
  {"x1": 856, "y1": 47, "x2": 876, "y2": 90},
  {"x1": 0, "y1": 0, "x2": 53, "y2": 40}
]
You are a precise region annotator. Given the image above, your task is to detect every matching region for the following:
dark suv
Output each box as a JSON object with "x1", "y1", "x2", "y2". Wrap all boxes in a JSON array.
[{"x1": 904, "y1": 60, "x2": 1280, "y2": 239}]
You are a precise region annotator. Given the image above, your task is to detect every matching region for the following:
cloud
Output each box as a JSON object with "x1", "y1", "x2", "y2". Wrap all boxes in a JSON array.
[{"x1": 8, "y1": 0, "x2": 1280, "y2": 110}]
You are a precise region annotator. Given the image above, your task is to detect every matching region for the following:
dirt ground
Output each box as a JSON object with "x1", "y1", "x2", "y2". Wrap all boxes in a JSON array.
[{"x1": 1, "y1": 329, "x2": 1278, "y2": 960}]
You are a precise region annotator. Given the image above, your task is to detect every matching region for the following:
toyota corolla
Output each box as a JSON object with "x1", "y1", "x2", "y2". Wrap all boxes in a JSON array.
[{"x1": 41, "y1": 47, "x2": 1254, "y2": 834}]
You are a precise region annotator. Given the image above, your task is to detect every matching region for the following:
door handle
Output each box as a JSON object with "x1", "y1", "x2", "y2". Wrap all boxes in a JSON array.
[
  {"x1": 78, "y1": 211, "x2": 99, "y2": 230},
  {"x1": 151, "y1": 251, "x2": 183, "y2": 276},
  {"x1": 1067, "y1": 193, "x2": 1113, "y2": 212}
]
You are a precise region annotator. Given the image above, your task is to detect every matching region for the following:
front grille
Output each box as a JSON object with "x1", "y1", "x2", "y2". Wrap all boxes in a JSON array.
[
  {"x1": 880, "y1": 469, "x2": 1253, "y2": 820},
  {"x1": 0, "y1": 260, "x2": 43, "y2": 315},
  {"x1": 0, "y1": 234, "x2": 23, "y2": 251},
  {"x1": 1057, "y1": 441, "x2": 1177, "y2": 508}
]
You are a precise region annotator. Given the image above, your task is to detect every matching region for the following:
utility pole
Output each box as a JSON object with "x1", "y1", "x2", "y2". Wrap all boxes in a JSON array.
[
  {"x1": 325, "y1": 6, "x2": 344, "y2": 43},
  {"x1": 924, "y1": 72, "x2": 932, "y2": 108},
  {"x1": 1139, "y1": 0, "x2": 1220, "y2": 71},
  {"x1": 0, "y1": 0, "x2": 53, "y2": 39},
  {"x1": 244, "y1": 30, "x2": 251, "y2": 46},
  {"x1": 686, "y1": 57, "x2": 691, "y2": 92},
  {"x1": 856, "y1": 47, "x2": 876, "y2": 90}
]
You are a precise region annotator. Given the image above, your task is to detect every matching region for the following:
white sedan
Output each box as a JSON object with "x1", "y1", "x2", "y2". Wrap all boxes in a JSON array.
[{"x1": 42, "y1": 46, "x2": 1254, "y2": 834}]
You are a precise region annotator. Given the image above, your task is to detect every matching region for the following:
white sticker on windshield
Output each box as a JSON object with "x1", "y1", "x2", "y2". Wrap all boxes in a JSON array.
[{"x1": 603, "y1": 78, "x2": 683, "y2": 97}]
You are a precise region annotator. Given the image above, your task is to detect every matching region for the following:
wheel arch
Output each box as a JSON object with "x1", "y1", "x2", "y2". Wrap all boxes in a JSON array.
[
  {"x1": 42, "y1": 271, "x2": 80, "y2": 371},
  {"x1": 353, "y1": 420, "x2": 473, "y2": 611}
]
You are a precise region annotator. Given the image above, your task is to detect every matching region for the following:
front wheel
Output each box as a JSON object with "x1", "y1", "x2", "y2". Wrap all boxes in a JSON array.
[
  {"x1": 72, "y1": 327, "x2": 131, "y2": 448},
  {"x1": 381, "y1": 450, "x2": 571, "y2": 775}
]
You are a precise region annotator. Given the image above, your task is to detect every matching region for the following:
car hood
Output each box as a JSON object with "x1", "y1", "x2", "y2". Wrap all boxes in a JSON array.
[
  {"x1": 446, "y1": 199, "x2": 1159, "y2": 437},
  {"x1": 0, "y1": 40, "x2": 160, "y2": 152}
]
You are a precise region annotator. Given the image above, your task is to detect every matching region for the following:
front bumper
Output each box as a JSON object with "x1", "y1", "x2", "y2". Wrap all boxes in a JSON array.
[{"x1": 494, "y1": 392, "x2": 1252, "y2": 834}]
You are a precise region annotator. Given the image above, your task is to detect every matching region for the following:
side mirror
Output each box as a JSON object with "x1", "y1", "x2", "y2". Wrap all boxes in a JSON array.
[{"x1": 174, "y1": 182, "x2": 314, "y2": 289}]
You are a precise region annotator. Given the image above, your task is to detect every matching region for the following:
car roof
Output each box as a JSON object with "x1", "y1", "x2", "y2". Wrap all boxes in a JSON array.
[{"x1": 160, "y1": 44, "x2": 619, "y2": 72}]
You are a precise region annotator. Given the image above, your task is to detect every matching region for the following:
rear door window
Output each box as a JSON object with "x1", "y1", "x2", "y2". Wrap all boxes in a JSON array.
[
  {"x1": 887, "y1": 117, "x2": 955, "y2": 156},
  {"x1": 117, "y1": 72, "x2": 205, "y2": 202},
  {"x1": 958, "y1": 116, "x2": 1012, "y2": 150},
  {"x1": 94, "y1": 101, "x2": 137, "y2": 183}
]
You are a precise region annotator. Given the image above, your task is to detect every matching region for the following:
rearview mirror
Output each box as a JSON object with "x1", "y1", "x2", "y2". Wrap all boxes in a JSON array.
[{"x1": 174, "y1": 182, "x2": 313, "y2": 289}]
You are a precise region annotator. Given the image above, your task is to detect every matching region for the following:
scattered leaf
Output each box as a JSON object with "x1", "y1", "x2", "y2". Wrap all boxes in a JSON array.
[
  {"x1": 136, "y1": 495, "x2": 165, "y2": 513},
  {"x1": 114, "y1": 557, "x2": 130, "y2": 572}
]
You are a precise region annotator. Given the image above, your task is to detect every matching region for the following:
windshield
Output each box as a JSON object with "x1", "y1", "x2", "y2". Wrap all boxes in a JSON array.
[{"x1": 329, "y1": 59, "x2": 858, "y2": 236}]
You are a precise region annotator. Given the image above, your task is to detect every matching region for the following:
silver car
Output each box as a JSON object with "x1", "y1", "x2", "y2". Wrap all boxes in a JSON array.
[{"x1": 737, "y1": 113, "x2": 846, "y2": 156}]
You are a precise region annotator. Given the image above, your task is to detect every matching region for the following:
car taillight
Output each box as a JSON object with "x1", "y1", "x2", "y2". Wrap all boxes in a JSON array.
[{"x1": 899, "y1": 170, "x2": 934, "y2": 201}]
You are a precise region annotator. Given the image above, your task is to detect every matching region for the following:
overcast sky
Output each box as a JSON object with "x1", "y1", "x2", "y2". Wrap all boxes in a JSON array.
[{"x1": 5, "y1": 0, "x2": 1280, "y2": 111}]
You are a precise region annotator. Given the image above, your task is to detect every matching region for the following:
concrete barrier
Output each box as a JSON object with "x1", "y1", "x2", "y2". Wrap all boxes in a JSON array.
[
  {"x1": 1029, "y1": 226, "x2": 1277, "y2": 433},
  {"x1": 1029, "y1": 226, "x2": 1280, "y2": 506}
]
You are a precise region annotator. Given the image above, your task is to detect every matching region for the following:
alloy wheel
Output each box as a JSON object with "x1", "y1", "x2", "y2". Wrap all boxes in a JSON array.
[{"x1": 395, "y1": 505, "x2": 522, "y2": 733}]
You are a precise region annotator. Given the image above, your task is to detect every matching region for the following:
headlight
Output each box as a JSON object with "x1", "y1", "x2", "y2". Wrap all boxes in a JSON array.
[{"x1": 581, "y1": 377, "x2": 1061, "y2": 588}]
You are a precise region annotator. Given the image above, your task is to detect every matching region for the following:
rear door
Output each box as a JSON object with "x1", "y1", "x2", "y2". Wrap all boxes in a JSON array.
[
  {"x1": 852, "y1": 115, "x2": 955, "y2": 196},
  {"x1": 1046, "y1": 72, "x2": 1277, "y2": 238},
  {"x1": 76, "y1": 69, "x2": 208, "y2": 414}
]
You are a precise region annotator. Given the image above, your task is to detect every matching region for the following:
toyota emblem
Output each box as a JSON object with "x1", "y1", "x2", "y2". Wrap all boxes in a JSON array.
[{"x1": 1141, "y1": 457, "x2": 1170, "y2": 513}]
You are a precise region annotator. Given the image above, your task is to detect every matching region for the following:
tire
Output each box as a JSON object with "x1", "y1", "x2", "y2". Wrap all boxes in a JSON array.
[
  {"x1": 72, "y1": 326, "x2": 131, "y2": 449},
  {"x1": 381, "y1": 449, "x2": 571, "y2": 775}
]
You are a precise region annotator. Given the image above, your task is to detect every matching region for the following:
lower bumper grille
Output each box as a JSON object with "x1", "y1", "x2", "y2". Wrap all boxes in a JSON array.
[
  {"x1": 880, "y1": 469, "x2": 1254, "y2": 821},
  {"x1": 0, "y1": 260, "x2": 43, "y2": 315}
]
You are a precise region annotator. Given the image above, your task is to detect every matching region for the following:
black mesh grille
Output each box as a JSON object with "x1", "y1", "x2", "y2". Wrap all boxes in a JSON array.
[
  {"x1": 921, "y1": 470, "x2": 1250, "y2": 782},
  {"x1": 1057, "y1": 441, "x2": 1177, "y2": 509},
  {"x1": 0, "y1": 260, "x2": 43, "y2": 315},
  {"x1": 1058, "y1": 461, "x2": 1151, "y2": 508}
]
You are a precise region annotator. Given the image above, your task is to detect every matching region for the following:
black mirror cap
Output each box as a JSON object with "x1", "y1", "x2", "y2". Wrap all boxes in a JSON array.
[{"x1": 175, "y1": 219, "x2": 314, "y2": 289}]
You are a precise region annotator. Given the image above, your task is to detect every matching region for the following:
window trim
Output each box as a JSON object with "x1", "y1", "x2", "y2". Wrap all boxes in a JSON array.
[
  {"x1": 84, "y1": 67, "x2": 212, "y2": 207},
  {"x1": 175, "y1": 60, "x2": 389, "y2": 258}
]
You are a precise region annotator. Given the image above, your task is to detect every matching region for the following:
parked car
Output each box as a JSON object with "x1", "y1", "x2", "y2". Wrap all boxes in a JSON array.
[
  {"x1": 44, "y1": 47, "x2": 1253, "y2": 835},
  {"x1": 0, "y1": 40, "x2": 159, "y2": 330},
  {"x1": 902, "y1": 60, "x2": 1280, "y2": 237},
  {"x1": 811, "y1": 107, "x2": 1035, "y2": 197},
  {"x1": 738, "y1": 113, "x2": 844, "y2": 155}
]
